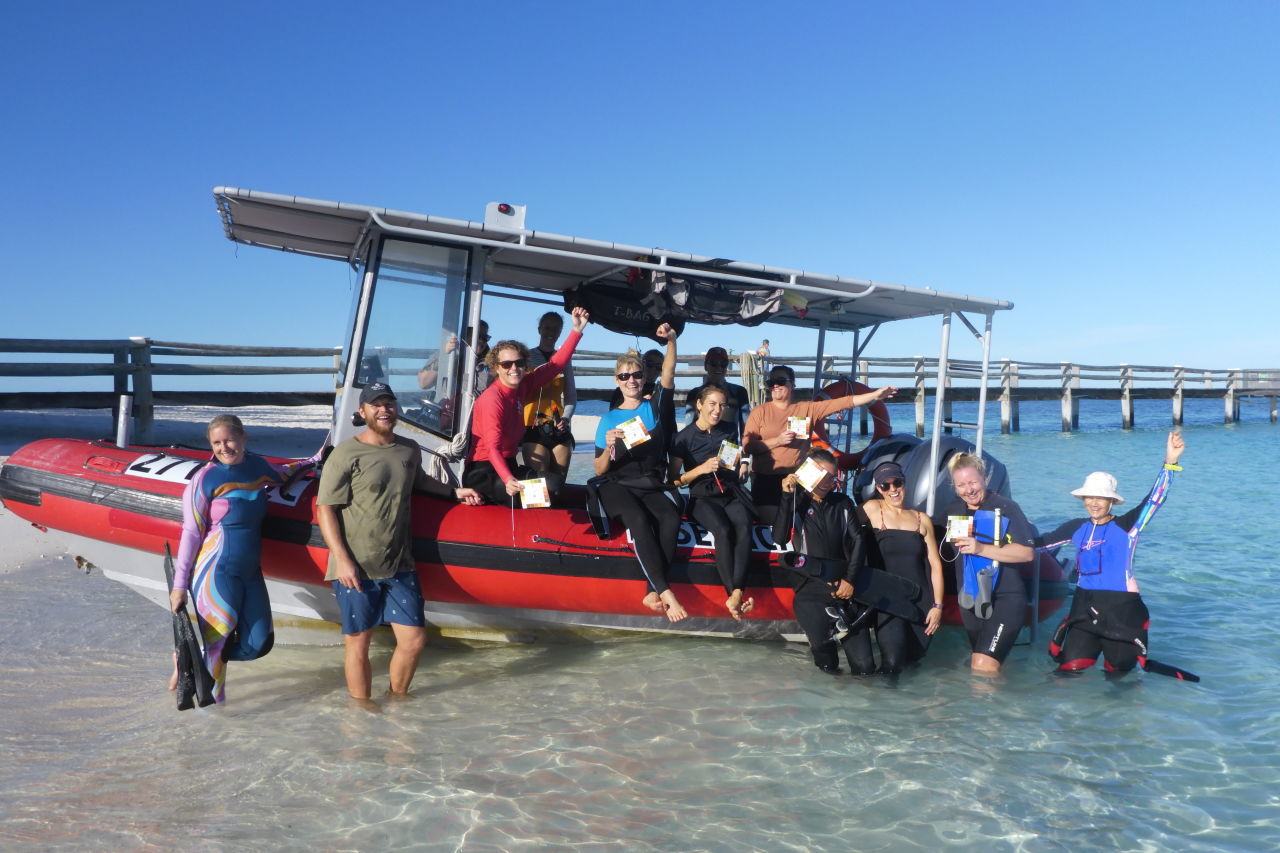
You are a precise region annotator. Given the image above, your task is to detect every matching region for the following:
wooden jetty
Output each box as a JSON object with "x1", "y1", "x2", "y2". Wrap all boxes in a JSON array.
[{"x1": 1, "y1": 339, "x2": 1276, "y2": 439}]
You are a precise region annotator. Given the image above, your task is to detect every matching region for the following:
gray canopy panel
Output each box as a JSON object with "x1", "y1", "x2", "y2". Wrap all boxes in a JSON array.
[{"x1": 214, "y1": 187, "x2": 1012, "y2": 332}]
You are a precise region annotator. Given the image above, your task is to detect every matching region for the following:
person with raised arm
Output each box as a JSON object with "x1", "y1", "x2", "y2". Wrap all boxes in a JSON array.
[
  {"x1": 464, "y1": 307, "x2": 590, "y2": 504},
  {"x1": 1039, "y1": 431, "x2": 1186, "y2": 677},
  {"x1": 520, "y1": 311, "x2": 579, "y2": 487},
  {"x1": 743, "y1": 364, "x2": 896, "y2": 521},
  {"x1": 591, "y1": 324, "x2": 687, "y2": 621}
]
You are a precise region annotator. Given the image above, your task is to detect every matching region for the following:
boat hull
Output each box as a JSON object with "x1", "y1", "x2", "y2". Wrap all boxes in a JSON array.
[{"x1": 0, "y1": 438, "x2": 1069, "y2": 640}]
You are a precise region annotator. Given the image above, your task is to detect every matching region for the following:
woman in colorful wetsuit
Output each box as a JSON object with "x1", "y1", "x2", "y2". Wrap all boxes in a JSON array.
[
  {"x1": 168, "y1": 414, "x2": 323, "y2": 703},
  {"x1": 1039, "y1": 431, "x2": 1185, "y2": 674},
  {"x1": 521, "y1": 311, "x2": 578, "y2": 484},
  {"x1": 669, "y1": 385, "x2": 756, "y2": 620},
  {"x1": 773, "y1": 450, "x2": 876, "y2": 675},
  {"x1": 465, "y1": 306, "x2": 589, "y2": 504},
  {"x1": 743, "y1": 364, "x2": 896, "y2": 522},
  {"x1": 862, "y1": 461, "x2": 945, "y2": 674},
  {"x1": 943, "y1": 452, "x2": 1036, "y2": 675},
  {"x1": 592, "y1": 324, "x2": 686, "y2": 621}
]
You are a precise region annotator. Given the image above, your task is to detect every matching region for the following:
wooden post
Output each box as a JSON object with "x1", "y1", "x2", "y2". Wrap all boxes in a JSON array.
[
  {"x1": 1225, "y1": 369, "x2": 1239, "y2": 424},
  {"x1": 1271, "y1": 396, "x2": 1277, "y2": 423},
  {"x1": 857, "y1": 358, "x2": 870, "y2": 436},
  {"x1": 111, "y1": 344, "x2": 128, "y2": 426},
  {"x1": 914, "y1": 356, "x2": 926, "y2": 438},
  {"x1": 1172, "y1": 365, "x2": 1184, "y2": 426},
  {"x1": 1120, "y1": 364, "x2": 1134, "y2": 430},
  {"x1": 1000, "y1": 359, "x2": 1019, "y2": 433},
  {"x1": 130, "y1": 337, "x2": 154, "y2": 443},
  {"x1": 1060, "y1": 362, "x2": 1079, "y2": 432},
  {"x1": 942, "y1": 373, "x2": 954, "y2": 435}
]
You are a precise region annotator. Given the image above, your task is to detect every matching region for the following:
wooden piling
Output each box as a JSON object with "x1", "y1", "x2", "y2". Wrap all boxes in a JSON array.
[
  {"x1": 914, "y1": 356, "x2": 926, "y2": 438},
  {"x1": 1172, "y1": 366, "x2": 1184, "y2": 426},
  {"x1": 1120, "y1": 364, "x2": 1134, "y2": 429},
  {"x1": 1000, "y1": 359, "x2": 1019, "y2": 433},
  {"x1": 1060, "y1": 362, "x2": 1080, "y2": 432}
]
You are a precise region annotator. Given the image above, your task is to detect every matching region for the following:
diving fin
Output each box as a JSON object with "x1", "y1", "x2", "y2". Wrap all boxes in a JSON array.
[
  {"x1": 851, "y1": 564, "x2": 924, "y2": 624},
  {"x1": 164, "y1": 545, "x2": 216, "y2": 709}
]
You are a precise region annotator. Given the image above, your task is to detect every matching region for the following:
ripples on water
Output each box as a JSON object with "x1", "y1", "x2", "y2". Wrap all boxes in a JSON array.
[{"x1": 2, "y1": 406, "x2": 1278, "y2": 851}]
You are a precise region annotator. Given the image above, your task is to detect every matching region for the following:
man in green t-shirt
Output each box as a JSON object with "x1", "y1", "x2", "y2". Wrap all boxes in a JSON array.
[{"x1": 316, "y1": 382, "x2": 482, "y2": 700}]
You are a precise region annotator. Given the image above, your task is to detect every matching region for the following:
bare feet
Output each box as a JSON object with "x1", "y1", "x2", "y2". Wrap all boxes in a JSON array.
[
  {"x1": 659, "y1": 590, "x2": 688, "y2": 623},
  {"x1": 739, "y1": 595, "x2": 755, "y2": 617},
  {"x1": 642, "y1": 591, "x2": 666, "y2": 613},
  {"x1": 168, "y1": 650, "x2": 178, "y2": 691},
  {"x1": 726, "y1": 591, "x2": 744, "y2": 620}
]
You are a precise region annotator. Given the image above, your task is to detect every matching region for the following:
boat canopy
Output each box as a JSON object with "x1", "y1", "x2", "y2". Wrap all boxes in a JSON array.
[{"x1": 213, "y1": 187, "x2": 1012, "y2": 334}]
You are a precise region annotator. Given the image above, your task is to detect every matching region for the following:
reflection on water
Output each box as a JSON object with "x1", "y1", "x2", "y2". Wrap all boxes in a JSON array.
[{"x1": 2, "y1": 420, "x2": 1279, "y2": 851}]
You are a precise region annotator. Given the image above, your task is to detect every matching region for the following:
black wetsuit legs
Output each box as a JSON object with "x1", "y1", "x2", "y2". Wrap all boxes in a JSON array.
[
  {"x1": 874, "y1": 614, "x2": 926, "y2": 675},
  {"x1": 690, "y1": 497, "x2": 753, "y2": 594},
  {"x1": 794, "y1": 581, "x2": 875, "y2": 675},
  {"x1": 598, "y1": 481, "x2": 680, "y2": 594}
]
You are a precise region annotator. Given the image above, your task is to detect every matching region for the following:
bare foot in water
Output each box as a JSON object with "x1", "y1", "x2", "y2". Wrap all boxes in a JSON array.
[
  {"x1": 726, "y1": 591, "x2": 744, "y2": 620},
  {"x1": 642, "y1": 591, "x2": 667, "y2": 613},
  {"x1": 660, "y1": 590, "x2": 688, "y2": 622},
  {"x1": 168, "y1": 650, "x2": 179, "y2": 691}
]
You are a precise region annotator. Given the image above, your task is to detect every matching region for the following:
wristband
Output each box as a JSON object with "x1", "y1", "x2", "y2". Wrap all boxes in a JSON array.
[
  {"x1": 931, "y1": 603, "x2": 943, "y2": 610},
  {"x1": 1163, "y1": 462, "x2": 1182, "y2": 471}
]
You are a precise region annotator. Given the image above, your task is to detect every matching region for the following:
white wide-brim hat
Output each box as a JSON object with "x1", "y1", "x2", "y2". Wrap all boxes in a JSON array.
[{"x1": 1070, "y1": 471, "x2": 1124, "y2": 504}]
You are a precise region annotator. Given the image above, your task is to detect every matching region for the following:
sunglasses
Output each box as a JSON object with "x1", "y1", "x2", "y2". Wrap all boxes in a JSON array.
[
  {"x1": 706, "y1": 361, "x2": 729, "y2": 368},
  {"x1": 876, "y1": 478, "x2": 906, "y2": 491},
  {"x1": 616, "y1": 371, "x2": 645, "y2": 382},
  {"x1": 765, "y1": 379, "x2": 791, "y2": 388},
  {"x1": 498, "y1": 359, "x2": 527, "y2": 370}
]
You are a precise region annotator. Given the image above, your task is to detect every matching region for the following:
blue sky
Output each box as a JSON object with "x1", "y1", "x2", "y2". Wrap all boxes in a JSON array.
[{"x1": 2, "y1": 1, "x2": 1276, "y2": 394}]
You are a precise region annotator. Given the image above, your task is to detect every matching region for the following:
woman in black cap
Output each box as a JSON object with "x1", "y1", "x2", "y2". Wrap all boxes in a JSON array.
[
  {"x1": 742, "y1": 364, "x2": 896, "y2": 520},
  {"x1": 862, "y1": 461, "x2": 945, "y2": 673}
]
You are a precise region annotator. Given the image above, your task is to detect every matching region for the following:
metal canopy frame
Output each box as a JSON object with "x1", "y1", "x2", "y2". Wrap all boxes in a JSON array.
[{"x1": 213, "y1": 186, "x2": 1012, "y2": 509}]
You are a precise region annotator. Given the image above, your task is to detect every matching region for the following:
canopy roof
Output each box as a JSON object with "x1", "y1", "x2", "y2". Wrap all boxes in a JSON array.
[{"x1": 214, "y1": 186, "x2": 1013, "y2": 333}]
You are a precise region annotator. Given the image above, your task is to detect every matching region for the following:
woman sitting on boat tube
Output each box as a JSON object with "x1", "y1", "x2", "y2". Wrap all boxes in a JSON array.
[
  {"x1": 1038, "y1": 431, "x2": 1185, "y2": 675},
  {"x1": 464, "y1": 306, "x2": 589, "y2": 505},
  {"x1": 168, "y1": 414, "x2": 323, "y2": 704},
  {"x1": 669, "y1": 385, "x2": 756, "y2": 620},
  {"x1": 743, "y1": 364, "x2": 896, "y2": 521},
  {"x1": 592, "y1": 324, "x2": 687, "y2": 621},
  {"x1": 862, "y1": 461, "x2": 946, "y2": 673},
  {"x1": 943, "y1": 452, "x2": 1036, "y2": 675}
]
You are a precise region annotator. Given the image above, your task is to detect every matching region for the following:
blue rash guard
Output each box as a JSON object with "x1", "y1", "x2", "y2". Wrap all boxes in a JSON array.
[{"x1": 1038, "y1": 465, "x2": 1177, "y2": 593}]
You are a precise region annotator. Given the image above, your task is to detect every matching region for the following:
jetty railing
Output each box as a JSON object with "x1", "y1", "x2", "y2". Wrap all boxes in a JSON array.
[{"x1": 2, "y1": 339, "x2": 1276, "y2": 441}]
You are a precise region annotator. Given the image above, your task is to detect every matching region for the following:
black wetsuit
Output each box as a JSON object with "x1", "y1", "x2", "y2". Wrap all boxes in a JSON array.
[
  {"x1": 942, "y1": 492, "x2": 1033, "y2": 663},
  {"x1": 670, "y1": 420, "x2": 754, "y2": 596},
  {"x1": 590, "y1": 387, "x2": 680, "y2": 596},
  {"x1": 869, "y1": 517, "x2": 936, "y2": 674},
  {"x1": 773, "y1": 488, "x2": 875, "y2": 674}
]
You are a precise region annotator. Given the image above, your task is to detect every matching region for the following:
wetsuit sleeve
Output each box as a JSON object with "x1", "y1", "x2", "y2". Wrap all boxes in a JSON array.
[
  {"x1": 562, "y1": 362, "x2": 577, "y2": 422},
  {"x1": 1036, "y1": 518, "x2": 1086, "y2": 551},
  {"x1": 842, "y1": 505, "x2": 869, "y2": 584},
  {"x1": 172, "y1": 465, "x2": 213, "y2": 591},
  {"x1": 772, "y1": 486, "x2": 797, "y2": 547},
  {"x1": 1000, "y1": 499, "x2": 1037, "y2": 548},
  {"x1": 471, "y1": 387, "x2": 516, "y2": 485},
  {"x1": 1113, "y1": 466, "x2": 1174, "y2": 535}
]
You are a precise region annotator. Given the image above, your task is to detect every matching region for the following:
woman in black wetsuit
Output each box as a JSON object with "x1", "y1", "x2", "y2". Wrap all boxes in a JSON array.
[
  {"x1": 943, "y1": 452, "x2": 1036, "y2": 675},
  {"x1": 773, "y1": 450, "x2": 875, "y2": 675},
  {"x1": 669, "y1": 385, "x2": 756, "y2": 620},
  {"x1": 591, "y1": 324, "x2": 686, "y2": 621},
  {"x1": 861, "y1": 461, "x2": 945, "y2": 673}
]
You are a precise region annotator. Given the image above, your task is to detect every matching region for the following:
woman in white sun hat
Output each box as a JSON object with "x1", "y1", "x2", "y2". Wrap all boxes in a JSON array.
[{"x1": 1038, "y1": 431, "x2": 1186, "y2": 675}]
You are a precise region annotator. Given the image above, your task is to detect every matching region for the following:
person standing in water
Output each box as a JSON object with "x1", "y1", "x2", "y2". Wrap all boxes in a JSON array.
[
  {"x1": 944, "y1": 452, "x2": 1036, "y2": 675},
  {"x1": 316, "y1": 383, "x2": 482, "y2": 701},
  {"x1": 169, "y1": 414, "x2": 323, "y2": 704},
  {"x1": 773, "y1": 450, "x2": 876, "y2": 675},
  {"x1": 861, "y1": 461, "x2": 945, "y2": 673},
  {"x1": 1039, "y1": 431, "x2": 1185, "y2": 675}
]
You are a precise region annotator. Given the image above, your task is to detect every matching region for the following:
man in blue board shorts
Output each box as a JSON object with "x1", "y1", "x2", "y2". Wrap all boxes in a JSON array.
[{"x1": 316, "y1": 382, "x2": 482, "y2": 700}]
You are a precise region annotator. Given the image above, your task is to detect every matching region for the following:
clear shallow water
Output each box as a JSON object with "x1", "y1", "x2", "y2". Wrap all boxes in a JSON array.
[{"x1": 2, "y1": 403, "x2": 1279, "y2": 851}]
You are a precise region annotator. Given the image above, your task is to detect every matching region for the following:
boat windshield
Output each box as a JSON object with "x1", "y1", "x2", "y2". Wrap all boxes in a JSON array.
[{"x1": 354, "y1": 238, "x2": 470, "y2": 438}]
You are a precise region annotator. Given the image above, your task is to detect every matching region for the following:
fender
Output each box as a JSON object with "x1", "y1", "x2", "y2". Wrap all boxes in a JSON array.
[{"x1": 813, "y1": 378, "x2": 893, "y2": 470}]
